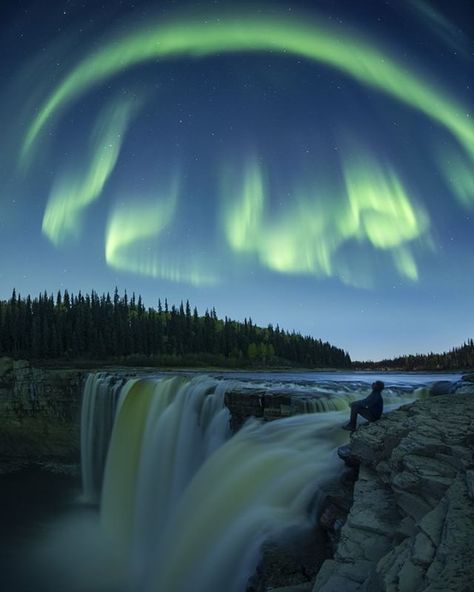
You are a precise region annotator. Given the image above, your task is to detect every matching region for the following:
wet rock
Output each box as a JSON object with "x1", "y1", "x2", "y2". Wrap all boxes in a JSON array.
[
  {"x1": 248, "y1": 528, "x2": 326, "y2": 592},
  {"x1": 452, "y1": 382, "x2": 474, "y2": 395},
  {"x1": 429, "y1": 380, "x2": 455, "y2": 396},
  {"x1": 336, "y1": 443, "x2": 360, "y2": 468}
]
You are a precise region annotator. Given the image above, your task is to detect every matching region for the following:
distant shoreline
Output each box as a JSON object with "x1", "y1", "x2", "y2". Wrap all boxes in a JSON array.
[{"x1": 9, "y1": 357, "x2": 471, "y2": 375}]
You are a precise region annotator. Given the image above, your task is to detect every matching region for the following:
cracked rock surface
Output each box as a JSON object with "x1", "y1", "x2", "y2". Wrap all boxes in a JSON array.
[{"x1": 314, "y1": 392, "x2": 474, "y2": 592}]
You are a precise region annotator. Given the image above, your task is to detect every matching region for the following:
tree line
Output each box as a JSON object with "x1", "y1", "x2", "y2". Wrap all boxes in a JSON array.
[
  {"x1": 355, "y1": 339, "x2": 474, "y2": 371},
  {"x1": 0, "y1": 289, "x2": 351, "y2": 368}
]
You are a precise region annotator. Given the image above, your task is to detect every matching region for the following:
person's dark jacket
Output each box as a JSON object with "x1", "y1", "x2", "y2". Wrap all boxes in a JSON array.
[{"x1": 358, "y1": 388, "x2": 383, "y2": 420}]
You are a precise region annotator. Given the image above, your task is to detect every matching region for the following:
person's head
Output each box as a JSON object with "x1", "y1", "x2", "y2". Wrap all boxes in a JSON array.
[{"x1": 372, "y1": 380, "x2": 385, "y2": 392}]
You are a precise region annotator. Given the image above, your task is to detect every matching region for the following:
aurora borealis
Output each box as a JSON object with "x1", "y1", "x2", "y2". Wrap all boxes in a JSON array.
[{"x1": 0, "y1": 0, "x2": 472, "y2": 360}]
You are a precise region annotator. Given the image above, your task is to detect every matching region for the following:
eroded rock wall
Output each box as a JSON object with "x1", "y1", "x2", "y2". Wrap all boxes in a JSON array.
[
  {"x1": 0, "y1": 358, "x2": 84, "y2": 471},
  {"x1": 225, "y1": 390, "x2": 295, "y2": 431}
]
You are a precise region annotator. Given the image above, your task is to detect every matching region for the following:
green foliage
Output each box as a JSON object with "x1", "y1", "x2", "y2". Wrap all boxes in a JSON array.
[{"x1": 0, "y1": 288, "x2": 351, "y2": 368}]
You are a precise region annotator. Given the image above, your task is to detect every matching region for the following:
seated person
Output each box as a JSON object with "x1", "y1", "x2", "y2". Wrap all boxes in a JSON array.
[{"x1": 342, "y1": 380, "x2": 385, "y2": 431}]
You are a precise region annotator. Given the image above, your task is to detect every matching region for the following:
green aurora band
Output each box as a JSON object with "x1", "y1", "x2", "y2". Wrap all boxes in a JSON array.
[
  {"x1": 221, "y1": 153, "x2": 430, "y2": 285},
  {"x1": 437, "y1": 147, "x2": 474, "y2": 207},
  {"x1": 105, "y1": 184, "x2": 217, "y2": 286},
  {"x1": 22, "y1": 13, "x2": 474, "y2": 165},
  {"x1": 42, "y1": 97, "x2": 140, "y2": 245}
]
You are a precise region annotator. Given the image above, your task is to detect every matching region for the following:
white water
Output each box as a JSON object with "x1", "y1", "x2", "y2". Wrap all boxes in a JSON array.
[
  {"x1": 80, "y1": 373, "x2": 134, "y2": 502},
  {"x1": 76, "y1": 372, "x2": 422, "y2": 592}
]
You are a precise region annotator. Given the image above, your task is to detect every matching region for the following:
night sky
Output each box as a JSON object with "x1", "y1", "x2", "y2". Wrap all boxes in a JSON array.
[{"x1": 0, "y1": 0, "x2": 472, "y2": 360}]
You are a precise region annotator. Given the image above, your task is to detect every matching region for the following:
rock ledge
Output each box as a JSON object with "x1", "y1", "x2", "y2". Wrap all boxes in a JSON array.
[{"x1": 315, "y1": 392, "x2": 474, "y2": 592}]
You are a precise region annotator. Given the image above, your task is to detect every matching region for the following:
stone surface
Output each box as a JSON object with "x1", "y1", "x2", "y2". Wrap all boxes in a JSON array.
[
  {"x1": 0, "y1": 359, "x2": 85, "y2": 471},
  {"x1": 429, "y1": 380, "x2": 455, "y2": 396},
  {"x1": 248, "y1": 527, "x2": 328, "y2": 592},
  {"x1": 315, "y1": 389, "x2": 474, "y2": 592},
  {"x1": 225, "y1": 390, "x2": 303, "y2": 431}
]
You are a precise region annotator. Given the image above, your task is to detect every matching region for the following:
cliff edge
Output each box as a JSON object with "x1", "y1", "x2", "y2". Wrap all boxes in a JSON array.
[
  {"x1": 0, "y1": 357, "x2": 84, "y2": 472},
  {"x1": 315, "y1": 389, "x2": 474, "y2": 592}
]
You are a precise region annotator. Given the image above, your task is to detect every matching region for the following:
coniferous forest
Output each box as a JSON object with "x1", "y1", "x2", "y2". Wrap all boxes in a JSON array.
[
  {"x1": 0, "y1": 289, "x2": 352, "y2": 368},
  {"x1": 355, "y1": 340, "x2": 474, "y2": 372}
]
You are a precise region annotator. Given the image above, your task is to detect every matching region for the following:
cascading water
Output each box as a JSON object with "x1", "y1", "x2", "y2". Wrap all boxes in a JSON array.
[
  {"x1": 80, "y1": 372, "x2": 134, "y2": 502},
  {"x1": 78, "y1": 373, "x2": 417, "y2": 592},
  {"x1": 100, "y1": 375, "x2": 232, "y2": 588}
]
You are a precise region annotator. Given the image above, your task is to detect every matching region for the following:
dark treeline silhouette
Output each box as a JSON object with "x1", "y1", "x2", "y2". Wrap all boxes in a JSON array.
[
  {"x1": 354, "y1": 340, "x2": 474, "y2": 371},
  {"x1": 0, "y1": 289, "x2": 351, "y2": 368}
]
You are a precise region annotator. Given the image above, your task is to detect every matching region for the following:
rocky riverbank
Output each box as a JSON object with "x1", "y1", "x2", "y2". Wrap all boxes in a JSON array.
[{"x1": 314, "y1": 388, "x2": 474, "y2": 592}]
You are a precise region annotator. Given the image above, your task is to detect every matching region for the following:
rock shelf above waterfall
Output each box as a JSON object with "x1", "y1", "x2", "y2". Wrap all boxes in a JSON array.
[{"x1": 315, "y1": 391, "x2": 474, "y2": 592}]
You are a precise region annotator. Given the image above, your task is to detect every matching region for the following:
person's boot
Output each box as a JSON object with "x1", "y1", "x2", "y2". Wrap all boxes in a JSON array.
[{"x1": 342, "y1": 423, "x2": 355, "y2": 431}]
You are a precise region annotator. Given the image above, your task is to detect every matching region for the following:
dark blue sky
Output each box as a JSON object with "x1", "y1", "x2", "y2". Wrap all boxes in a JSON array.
[{"x1": 0, "y1": 0, "x2": 472, "y2": 360}]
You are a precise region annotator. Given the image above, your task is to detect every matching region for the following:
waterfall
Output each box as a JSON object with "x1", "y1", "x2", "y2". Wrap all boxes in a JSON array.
[
  {"x1": 298, "y1": 386, "x2": 413, "y2": 413},
  {"x1": 79, "y1": 373, "x2": 360, "y2": 592},
  {"x1": 80, "y1": 373, "x2": 135, "y2": 502},
  {"x1": 302, "y1": 392, "x2": 359, "y2": 412}
]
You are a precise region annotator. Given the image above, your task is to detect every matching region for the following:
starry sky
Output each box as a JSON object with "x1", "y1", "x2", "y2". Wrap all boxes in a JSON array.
[{"x1": 0, "y1": 0, "x2": 472, "y2": 361}]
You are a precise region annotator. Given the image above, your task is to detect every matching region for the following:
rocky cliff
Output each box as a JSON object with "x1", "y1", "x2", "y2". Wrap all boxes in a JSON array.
[
  {"x1": 314, "y1": 387, "x2": 474, "y2": 592},
  {"x1": 0, "y1": 357, "x2": 84, "y2": 472}
]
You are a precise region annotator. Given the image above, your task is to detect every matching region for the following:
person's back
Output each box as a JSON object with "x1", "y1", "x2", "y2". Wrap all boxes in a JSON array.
[
  {"x1": 342, "y1": 380, "x2": 385, "y2": 431},
  {"x1": 362, "y1": 385, "x2": 383, "y2": 419}
]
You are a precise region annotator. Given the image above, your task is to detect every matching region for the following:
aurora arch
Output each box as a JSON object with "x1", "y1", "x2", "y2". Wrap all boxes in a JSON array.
[{"x1": 22, "y1": 12, "x2": 474, "y2": 167}]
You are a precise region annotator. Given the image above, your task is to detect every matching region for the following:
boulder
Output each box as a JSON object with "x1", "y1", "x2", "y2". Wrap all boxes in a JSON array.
[{"x1": 429, "y1": 380, "x2": 454, "y2": 396}]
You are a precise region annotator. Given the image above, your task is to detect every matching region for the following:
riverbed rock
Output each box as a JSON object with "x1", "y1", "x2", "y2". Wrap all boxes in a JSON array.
[
  {"x1": 314, "y1": 389, "x2": 474, "y2": 592},
  {"x1": 429, "y1": 380, "x2": 455, "y2": 396}
]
